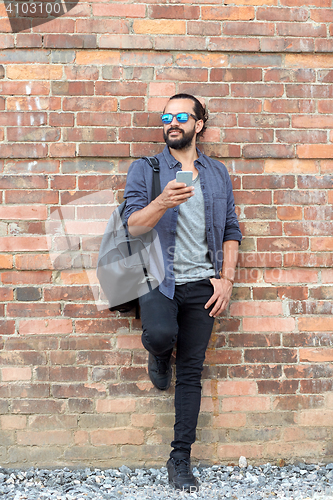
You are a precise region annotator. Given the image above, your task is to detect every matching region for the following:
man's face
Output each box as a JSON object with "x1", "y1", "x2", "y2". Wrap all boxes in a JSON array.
[{"x1": 162, "y1": 99, "x2": 201, "y2": 151}]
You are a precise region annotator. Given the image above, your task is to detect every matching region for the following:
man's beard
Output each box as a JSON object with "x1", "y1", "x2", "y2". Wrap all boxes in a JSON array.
[{"x1": 163, "y1": 126, "x2": 196, "y2": 150}]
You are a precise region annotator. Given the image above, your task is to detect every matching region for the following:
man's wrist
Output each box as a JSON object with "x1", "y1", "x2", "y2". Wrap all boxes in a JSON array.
[{"x1": 219, "y1": 272, "x2": 234, "y2": 285}]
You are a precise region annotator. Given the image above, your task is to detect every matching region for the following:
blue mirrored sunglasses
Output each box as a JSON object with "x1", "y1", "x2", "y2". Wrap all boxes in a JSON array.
[{"x1": 161, "y1": 112, "x2": 198, "y2": 124}]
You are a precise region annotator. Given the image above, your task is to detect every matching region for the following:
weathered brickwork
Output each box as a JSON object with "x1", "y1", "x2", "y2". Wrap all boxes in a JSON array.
[{"x1": 0, "y1": 0, "x2": 332, "y2": 468}]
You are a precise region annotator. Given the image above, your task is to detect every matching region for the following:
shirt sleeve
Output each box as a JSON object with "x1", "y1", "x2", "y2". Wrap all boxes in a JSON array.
[
  {"x1": 123, "y1": 159, "x2": 149, "y2": 226},
  {"x1": 223, "y1": 171, "x2": 242, "y2": 244}
]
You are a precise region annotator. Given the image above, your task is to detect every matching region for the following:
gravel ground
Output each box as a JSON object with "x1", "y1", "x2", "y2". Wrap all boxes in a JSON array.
[{"x1": 1, "y1": 461, "x2": 333, "y2": 500}]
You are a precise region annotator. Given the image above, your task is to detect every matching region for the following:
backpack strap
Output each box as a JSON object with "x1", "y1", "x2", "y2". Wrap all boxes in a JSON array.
[{"x1": 142, "y1": 156, "x2": 161, "y2": 200}]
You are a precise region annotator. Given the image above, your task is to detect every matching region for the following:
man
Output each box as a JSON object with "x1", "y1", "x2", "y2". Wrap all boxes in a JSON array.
[{"x1": 123, "y1": 94, "x2": 242, "y2": 492}]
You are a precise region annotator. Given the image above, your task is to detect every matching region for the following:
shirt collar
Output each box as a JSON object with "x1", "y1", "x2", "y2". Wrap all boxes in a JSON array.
[{"x1": 162, "y1": 145, "x2": 207, "y2": 169}]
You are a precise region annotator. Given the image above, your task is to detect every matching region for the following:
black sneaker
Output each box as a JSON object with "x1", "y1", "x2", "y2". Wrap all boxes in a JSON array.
[
  {"x1": 167, "y1": 457, "x2": 199, "y2": 492},
  {"x1": 148, "y1": 352, "x2": 172, "y2": 390}
]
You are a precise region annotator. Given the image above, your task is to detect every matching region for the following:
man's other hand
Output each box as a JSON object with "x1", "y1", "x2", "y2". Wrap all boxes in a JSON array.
[
  {"x1": 205, "y1": 277, "x2": 233, "y2": 318},
  {"x1": 158, "y1": 180, "x2": 194, "y2": 209}
]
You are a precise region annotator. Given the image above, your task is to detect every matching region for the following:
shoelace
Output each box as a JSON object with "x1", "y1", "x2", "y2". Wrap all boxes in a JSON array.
[
  {"x1": 156, "y1": 357, "x2": 170, "y2": 374},
  {"x1": 174, "y1": 459, "x2": 191, "y2": 475}
]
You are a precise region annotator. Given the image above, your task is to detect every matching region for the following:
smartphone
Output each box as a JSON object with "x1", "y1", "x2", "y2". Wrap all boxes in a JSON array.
[{"x1": 176, "y1": 171, "x2": 193, "y2": 187}]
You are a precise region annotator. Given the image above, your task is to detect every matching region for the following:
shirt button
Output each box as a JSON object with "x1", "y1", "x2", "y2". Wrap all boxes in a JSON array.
[
  {"x1": 173, "y1": 208, "x2": 177, "y2": 212},
  {"x1": 171, "y1": 230, "x2": 175, "y2": 234}
]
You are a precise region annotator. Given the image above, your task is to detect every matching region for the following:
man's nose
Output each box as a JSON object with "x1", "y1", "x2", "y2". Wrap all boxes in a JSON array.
[{"x1": 170, "y1": 115, "x2": 179, "y2": 125}]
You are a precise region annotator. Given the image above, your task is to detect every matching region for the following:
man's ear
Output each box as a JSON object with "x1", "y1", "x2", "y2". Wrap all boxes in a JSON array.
[{"x1": 195, "y1": 119, "x2": 204, "y2": 136}]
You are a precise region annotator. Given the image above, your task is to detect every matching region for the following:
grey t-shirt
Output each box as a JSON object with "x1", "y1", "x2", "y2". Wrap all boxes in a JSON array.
[{"x1": 173, "y1": 173, "x2": 215, "y2": 284}]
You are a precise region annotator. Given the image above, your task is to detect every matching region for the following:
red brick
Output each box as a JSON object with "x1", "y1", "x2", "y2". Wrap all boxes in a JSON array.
[
  {"x1": 96, "y1": 81, "x2": 147, "y2": 96},
  {"x1": 92, "y1": 4, "x2": 145, "y2": 17},
  {"x1": 0, "y1": 112, "x2": 47, "y2": 127},
  {"x1": 91, "y1": 428, "x2": 144, "y2": 445},
  {"x1": 12, "y1": 400, "x2": 66, "y2": 414},
  {"x1": 44, "y1": 34, "x2": 96, "y2": 49},
  {"x1": 75, "y1": 319, "x2": 129, "y2": 334},
  {"x1": 277, "y1": 130, "x2": 326, "y2": 144},
  {"x1": 239, "y1": 252, "x2": 282, "y2": 268},
  {"x1": 0, "y1": 255, "x2": 13, "y2": 269},
  {"x1": 0, "y1": 237, "x2": 50, "y2": 252},
  {"x1": 240, "y1": 114, "x2": 290, "y2": 129},
  {"x1": 7, "y1": 303, "x2": 60, "y2": 317},
  {"x1": 156, "y1": 67, "x2": 208, "y2": 82},
  {"x1": 310, "y1": 9, "x2": 333, "y2": 22},
  {"x1": 119, "y1": 128, "x2": 162, "y2": 143},
  {"x1": 222, "y1": 396, "x2": 270, "y2": 412},
  {"x1": 17, "y1": 430, "x2": 71, "y2": 446},
  {"x1": 64, "y1": 128, "x2": 116, "y2": 143},
  {"x1": 310, "y1": 286, "x2": 333, "y2": 300},
  {"x1": 230, "y1": 301, "x2": 283, "y2": 317},
  {"x1": 223, "y1": 129, "x2": 273, "y2": 143},
  {"x1": 241, "y1": 206, "x2": 277, "y2": 220},
  {"x1": 133, "y1": 19, "x2": 186, "y2": 35},
  {"x1": 16, "y1": 34, "x2": 42, "y2": 48},
  {"x1": 33, "y1": 19, "x2": 75, "y2": 33},
  {"x1": 281, "y1": 0, "x2": 330, "y2": 5},
  {"x1": 63, "y1": 97, "x2": 117, "y2": 112},
  {"x1": 210, "y1": 98, "x2": 262, "y2": 113},
  {"x1": 205, "y1": 349, "x2": 242, "y2": 365},
  {"x1": 277, "y1": 22, "x2": 326, "y2": 37},
  {"x1": 265, "y1": 269, "x2": 318, "y2": 284},
  {"x1": 202, "y1": 6, "x2": 255, "y2": 20},
  {"x1": 76, "y1": 20, "x2": 130, "y2": 34},
  {"x1": 243, "y1": 144, "x2": 294, "y2": 159},
  {"x1": 8, "y1": 127, "x2": 60, "y2": 142},
  {"x1": 78, "y1": 144, "x2": 130, "y2": 157},
  {"x1": 209, "y1": 38, "x2": 259, "y2": 52},
  {"x1": 5, "y1": 190, "x2": 58, "y2": 204},
  {"x1": 311, "y1": 238, "x2": 333, "y2": 251},
  {"x1": 224, "y1": 21, "x2": 274, "y2": 36},
  {"x1": 274, "y1": 190, "x2": 326, "y2": 205},
  {"x1": 299, "y1": 319, "x2": 333, "y2": 334},
  {"x1": 257, "y1": 7, "x2": 308, "y2": 21},
  {"x1": 258, "y1": 237, "x2": 308, "y2": 251},
  {"x1": 49, "y1": 113, "x2": 74, "y2": 127},
  {"x1": 264, "y1": 99, "x2": 315, "y2": 113},
  {"x1": 119, "y1": 98, "x2": 145, "y2": 111},
  {"x1": 228, "y1": 333, "x2": 280, "y2": 347},
  {"x1": 211, "y1": 68, "x2": 262, "y2": 82},
  {"x1": 131, "y1": 143, "x2": 172, "y2": 158},
  {"x1": 245, "y1": 348, "x2": 297, "y2": 363},
  {"x1": 179, "y1": 83, "x2": 228, "y2": 97},
  {"x1": 286, "y1": 253, "x2": 333, "y2": 269},
  {"x1": 0, "y1": 321, "x2": 15, "y2": 335},
  {"x1": 243, "y1": 175, "x2": 294, "y2": 189},
  {"x1": 298, "y1": 145, "x2": 333, "y2": 159},
  {"x1": 257, "y1": 380, "x2": 299, "y2": 394},
  {"x1": 285, "y1": 221, "x2": 333, "y2": 236},
  {"x1": 96, "y1": 399, "x2": 135, "y2": 413},
  {"x1": 77, "y1": 113, "x2": 131, "y2": 127},
  {"x1": 243, "y1": 318, "x2": 295, "y2": 333},
  {"x1": 19, "y1": 319, "x2": 72, "y2": 335},
  {"x1": 0, "y1": 144, "x2": 48, "y2": 159},
  {"x1": 187, "y1": 21, "x2": 221, "y2": 36},
  {"x1": 264, "y1": 68, "x2": 315, "y2": 82},
  {"x1": 315, "y1": 40, "x2": 333, "y2": 52},
  {"x1": 150, "y1": 5, "x2": 199, "y2": 19},
  {"x1": 273, "y1": 395, "x2": 324, "y2": 411}
]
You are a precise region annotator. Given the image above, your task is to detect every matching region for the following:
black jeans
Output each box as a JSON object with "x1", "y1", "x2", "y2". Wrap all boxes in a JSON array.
[{"x1": 139, "y1": 279, "x2": 215, "y2": 459}]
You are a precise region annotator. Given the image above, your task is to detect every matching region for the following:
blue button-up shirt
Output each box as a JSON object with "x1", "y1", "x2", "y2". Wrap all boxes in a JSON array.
[{"x1": 124, "y1": 146, "x2": 242, "y2": 299}]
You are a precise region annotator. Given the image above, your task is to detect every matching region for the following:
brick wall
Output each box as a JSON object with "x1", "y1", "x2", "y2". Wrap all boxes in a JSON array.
[{"x1": 0, "y1": 0, "x2": 333, "y2": 468}]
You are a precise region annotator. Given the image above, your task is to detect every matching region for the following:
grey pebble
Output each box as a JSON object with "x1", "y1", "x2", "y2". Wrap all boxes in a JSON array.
[{"x1": 1, "y1": 462, "x2": 333, "y2": 499}]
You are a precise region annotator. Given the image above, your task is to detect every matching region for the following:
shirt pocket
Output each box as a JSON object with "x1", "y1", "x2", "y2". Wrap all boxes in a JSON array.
[{"x1": 212, "y1": 193, "x2": 227, "y2": 228}]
